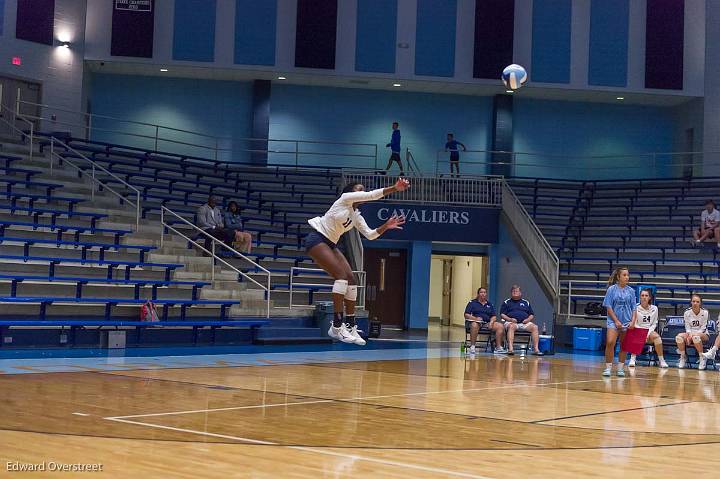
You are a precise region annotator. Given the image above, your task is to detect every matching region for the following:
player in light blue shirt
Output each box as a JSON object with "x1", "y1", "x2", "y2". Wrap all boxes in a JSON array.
[{"x1": 601, "y1": 266, "x2": 637, "y2": 378}]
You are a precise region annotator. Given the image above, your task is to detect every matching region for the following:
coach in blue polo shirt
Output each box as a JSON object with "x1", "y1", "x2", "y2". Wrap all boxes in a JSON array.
[
  {"x1": 464, "y1": 287, "x2": 506, "y2": 355},
  {"x1": 500, "y1": 284, "x2": 543, "y2": 356}
]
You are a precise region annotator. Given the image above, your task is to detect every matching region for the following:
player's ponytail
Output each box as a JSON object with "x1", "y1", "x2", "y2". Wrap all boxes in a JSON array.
[{"x1": 607, "y1": 266, "x2": 629, "y2": 286}]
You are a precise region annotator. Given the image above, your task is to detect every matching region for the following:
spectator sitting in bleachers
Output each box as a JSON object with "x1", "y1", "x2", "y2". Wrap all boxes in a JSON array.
[
  {"x1": 629, "y1": 288, "x2": 669, "y2": 368},
  {"x1": 224, "y1": 201, "x2": 253, "y2": 254},
  {"x1": 692, "y1": 199, "x2": 720, "y2": 247},
  {"x1": 676, "y1": 294, "x2": 710, "y2": 370},
  {"x1": 197, "y1": 195, "x2": 234, "y2": 255},
  {"x1": 500, "y1": 285, "x2": 543, "y2": 356},
  {"x1": 464, "y1": 287, "x2": 505, "y2": 355}
]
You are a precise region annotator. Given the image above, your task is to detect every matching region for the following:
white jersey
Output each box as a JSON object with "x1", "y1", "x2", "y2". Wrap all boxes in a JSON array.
[
  {"x1": 308, "y1": 188, "x2": 384, "y2": 244},
  {"x1": 635, "y1": 304, "x2": 658, "y2": 334},
  {"x1": 683, "y1": 308, "x2": 708, "y2": 334}
]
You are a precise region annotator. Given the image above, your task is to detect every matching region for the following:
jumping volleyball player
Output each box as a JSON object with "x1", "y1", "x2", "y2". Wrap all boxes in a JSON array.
[{"x1": 306, "y1": 178, "x2": 410, "y2": 344}]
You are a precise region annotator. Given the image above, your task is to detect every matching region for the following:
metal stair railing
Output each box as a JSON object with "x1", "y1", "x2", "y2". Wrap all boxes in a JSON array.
[{"x1": 160, "y1": 206, "x2": 272, "y2": 318}]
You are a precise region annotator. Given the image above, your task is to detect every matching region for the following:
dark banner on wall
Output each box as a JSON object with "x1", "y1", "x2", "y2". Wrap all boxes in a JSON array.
[
  {"x1": 111, "y1": 0, "x2": 155, "y2": 58},
  {"x1": 645, "y1": 0, "x2": 684, "y2": 90},
  {"x1": 295, "y1": 0, "x2": 337, "y2": 69},
  {"x1": 359, "y1": 203, "x2": 499, "y2": 243},
  {"x1": 474, "y1": 0, "x2": 514, "y2": 79},
  {"x1": 16, "y1": 0, "x2": 54, "y2": 45}
]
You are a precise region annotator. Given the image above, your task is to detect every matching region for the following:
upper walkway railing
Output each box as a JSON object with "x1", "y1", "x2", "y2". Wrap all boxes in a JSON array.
[
  {"x1": 341, "y1": 171, "x2": 503, "y2": 206},
  {"x1": 433, "y1": 150, "x2": 714, "y2": 181},
  {"x1": 16, "y1": 96, "x2": 378, "y2": 169}
]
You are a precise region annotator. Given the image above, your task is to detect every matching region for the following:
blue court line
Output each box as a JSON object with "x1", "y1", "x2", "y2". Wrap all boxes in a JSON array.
[{"x1": 0, "y1": 346, "x2": 609, "y2": 376}]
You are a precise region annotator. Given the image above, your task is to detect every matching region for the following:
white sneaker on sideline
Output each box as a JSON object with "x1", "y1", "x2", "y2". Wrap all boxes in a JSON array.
[
  {"x1": 493, "y1": 347, "x2": 508, "y2": 355},
  {"x1": 469, "y1": 345, "x2": 476, "y2": 354},
  {"x1": 699, "y1": 357, "x2": 707, "y2": 370},
  {"x1": 628, "y1": 358, "x2": 636, "y2": 368},
  {"x1": 659, "y1": 359, "x2": 669, "y2": 368},
  {"x1": 349, "y1": 326, "x2": 366, "y2": 346},
  {"x1": 678, "y1": 356, "x2": 687, "y2": 369},
  {"x1": 328, "y1": 325, "x2": 341, "y2": 340},
  {"x1": 337, "y1": 325, "x2": 357, "y2": 344},
  {"x1": 602, "y1": 367, "x2": 612, "y2": 377},
  {"x1": 702, "y1": 349, "x2": 717, "y2": 360}
]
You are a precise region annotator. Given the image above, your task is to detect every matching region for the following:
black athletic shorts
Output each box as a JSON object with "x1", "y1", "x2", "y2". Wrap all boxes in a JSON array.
[{"x1": 304, "y1": 230, "x2": 337, "y2": 252}]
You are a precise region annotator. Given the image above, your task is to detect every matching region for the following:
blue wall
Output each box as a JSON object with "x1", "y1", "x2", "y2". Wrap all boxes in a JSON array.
[
  {"x1": 355, "y1": 0, "x2": 397, "y2": 73},
  {"x1": 406, "y1": 241, "x2": 432, "y2": 329},
  {"x1": 513, "y1": 98, "x2": 675, "y2": 179},
  {"x1": 415, "y1": 0, "x2": 457, "y2": 77},
  {"x1": 173, "y1": 0, "x2": 216, "y2": 62},
  {"x1": 531, "y1": 0, "x2": 572, "y2": 84},
  {"x1": 0, "y1": 0, "x2": 4, "y2": 36},
  {"x1": 489, "y1": 221, "x2": 553, "y2": 334},
  {"x1": 588, "y1": 0, "x2": 629, "y2": 87},
  {"x1": 88, "y1": 74, "x2": 253, "y2": 161},
  {"x1": 234, "y1": 0, "x2": 276, "y2": 66},
  {"x1": 269, "y1": 84, "x2": 493, "y2": 171}
]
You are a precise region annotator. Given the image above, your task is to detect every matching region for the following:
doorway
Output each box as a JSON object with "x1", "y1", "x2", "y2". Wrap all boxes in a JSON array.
[
  {"x1": 0, "y1": 75, "x2": 42, "y2": 136},
  {"x1": 364, "y1": 248, "x2": 407, "y2": 329},
  {"x1": 429, "y1": 254, "x2": 488, "y2": 327}
]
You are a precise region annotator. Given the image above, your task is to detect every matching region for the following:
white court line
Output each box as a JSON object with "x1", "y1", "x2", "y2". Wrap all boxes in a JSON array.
[
  {"x1": 106, "y1": 377, "x2": 618, "y2": 419},
  {"x1": 105, "y1": 417, "x2": 493, "y2": 479}
]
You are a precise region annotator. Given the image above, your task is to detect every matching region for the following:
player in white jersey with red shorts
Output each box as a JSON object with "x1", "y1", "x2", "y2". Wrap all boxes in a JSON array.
[
  {"x1": 305, "y1": 178, "x2": 410, "y2": 345},
  {"x1": 628, "y1": 288, "x2": 668, "y2": 368},
  {"x1": 676, "y1": 294, "x2": 710, "y2": 369}
]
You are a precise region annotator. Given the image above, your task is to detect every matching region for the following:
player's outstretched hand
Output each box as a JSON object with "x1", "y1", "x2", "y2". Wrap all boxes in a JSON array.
[
  {"x1": 385, "y1": 214, "x2": 406, "y2": 230},
  {"x1": 395, "y1": 178, "x2": 410, "y2": 192}
]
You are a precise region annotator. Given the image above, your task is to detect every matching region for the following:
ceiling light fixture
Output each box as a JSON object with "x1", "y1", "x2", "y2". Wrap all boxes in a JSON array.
[
  {"x1": 160, "y1": 68, "x2": 168, "y2": 72},
  {"x1": 392, "y1": 83, "x2": 402, "y2": 87},
  {"x1": 277, "y1": 76, "x2": 287, "y2": 80}
]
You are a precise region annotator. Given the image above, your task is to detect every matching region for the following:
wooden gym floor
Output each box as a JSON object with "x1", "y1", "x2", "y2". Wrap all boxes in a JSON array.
[{"x1": 1, "y1": 349, "x2": 719, "y2": 478}]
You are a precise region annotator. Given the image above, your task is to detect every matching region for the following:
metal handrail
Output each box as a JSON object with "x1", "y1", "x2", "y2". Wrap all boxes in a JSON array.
[
  {"x1": 0, "y1": 100, "x2": 33, "y2": 159},
  {"x1": 405, "y1": 148, "x2": 423, "y2": 177},
  {"x1": 16, "y1": 96, "x2": 379, "y2": 168},
  {"x1": 562, "y1": 279, "x2": 720, "y2": 319},
  {"x1": 289, "y1": 267, "x2": 366, "y2": 310},
  {"x1": 160, "y1": 206, "x2": 271, "y2": 318},
  {"x1": 342, "y1": 170, "x2": 504, "y2": 206},
  {"x1": 49, "y1": 137, "x2": 141, "y2": 230},
  {"x1": 501, "y1": 180, "x2": 560, "y2": 301}
]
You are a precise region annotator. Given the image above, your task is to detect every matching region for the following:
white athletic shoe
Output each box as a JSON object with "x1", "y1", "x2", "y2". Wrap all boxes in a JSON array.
[
  {"x1": 337, "y1": 324, "x2": 357, "y2": 344},
  {"x1": 602, "y1": 368, "x2": 612, "y2": 377},
  {"x1": 328, "y1": 325, "x2": 342, "y2": 340},
  {"x1": 659, "y1": 359, "x2": 669, "y2": 368},
  {"x1": 349, "y1": 326, "x2": 366, "y2": 346},
  {"x1": 628, "y1": 358, "x2": 636, "y2": 368},
  {"x1": 678, "y1": 356, "x2": 687, "y2": 369},
  {"x1": 699, "y1": 357, "x2": 707, "y2": 370},
  {"x1": 469, "y1": 345, "x2": 476, "y2": 354},
  {"x1": 702, "y1": 348, "x2": 717, "y2": 360}
]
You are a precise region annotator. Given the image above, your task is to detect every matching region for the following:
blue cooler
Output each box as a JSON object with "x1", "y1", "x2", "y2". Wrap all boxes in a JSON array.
[
  {"x1": 573, "y1": 327, "x2": 603, "y2": 350},
  {"x1": 538, "y1": 335, "x2": 553, "y2": 353}
]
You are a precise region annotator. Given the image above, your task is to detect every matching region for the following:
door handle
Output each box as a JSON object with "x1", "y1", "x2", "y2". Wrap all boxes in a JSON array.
[{"x1": 379, "y1": 258, "x2": 386, "y2": 292}]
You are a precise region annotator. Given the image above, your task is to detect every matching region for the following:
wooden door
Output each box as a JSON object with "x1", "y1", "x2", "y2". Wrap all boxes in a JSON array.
[{"x1": 364, "y1": 248, "x2": 407, "y2": 328}]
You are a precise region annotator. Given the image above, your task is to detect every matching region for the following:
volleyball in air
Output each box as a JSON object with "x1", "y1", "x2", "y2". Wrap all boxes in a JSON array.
[{"x1": 502, "y1": 64, "x2": 528, "y2": 90}]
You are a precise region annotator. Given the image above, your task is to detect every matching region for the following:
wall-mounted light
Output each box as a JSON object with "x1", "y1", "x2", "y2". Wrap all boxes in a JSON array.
[
  {"x1": 61, "y1": 42, "x2": 70, "y2": 49},
  {"x1": 616, "y1": 96, "x2": 624, "y2": 101},
  {"x1": 277, "y1": 76, "x2": 287, "y2": 80},
  {"x1": 160, "y1": 68, "x2": 168, "y2": 72},
  {"x1": 392, "y1": 83, "x2": 402, "y2": 87}
]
